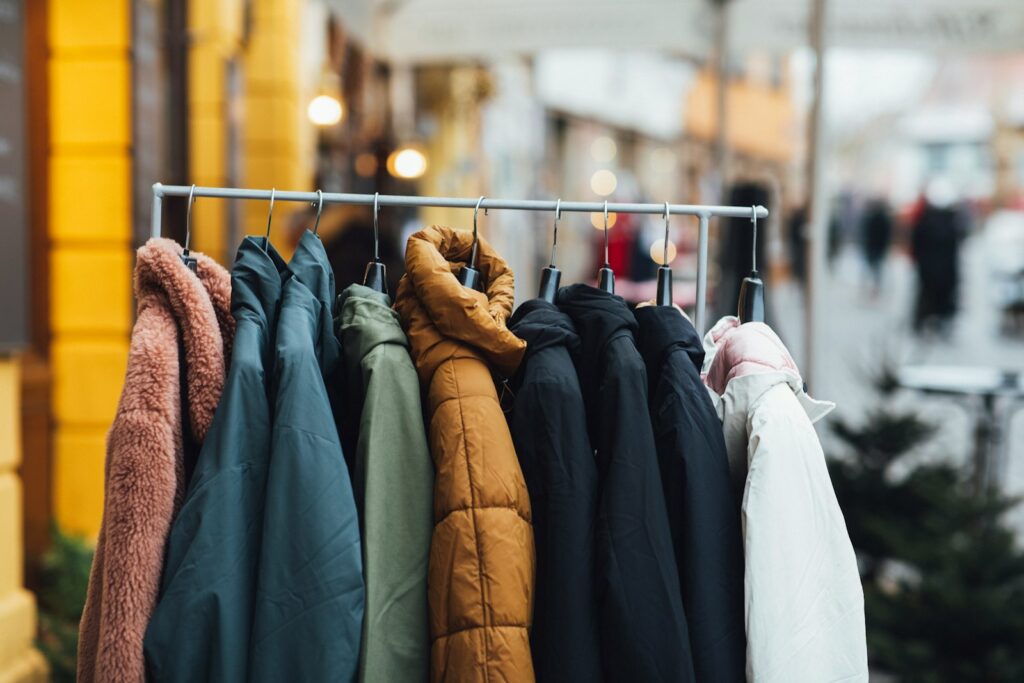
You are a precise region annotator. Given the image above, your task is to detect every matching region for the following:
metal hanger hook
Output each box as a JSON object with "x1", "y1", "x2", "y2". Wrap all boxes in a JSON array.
[
  {"x1": 468, "y1": 195, "x2": 486, "y2": 269},
  {"x1": 264, "y1": 188, "x2": 276, "y2": 246},
  {"x1": 663, "y1": 201, "x2": 671, "y2": 266},
  {"x1": 550, "y1": 198, "x2": 561, "y2": 267},
  {"x1": 750, "y1": 204, "x2": 758, "y2": 273},
  {"x1": 184, "y1": 184, "x2": 196, "y2": 252},
  {"x1": 312, "y1": 189, "x2": 324, "y2": 235},
  {"x1": 373, "y1": 192, "x2": 381, "y2": 261},
  {"x1": 603, "y1": 200, "x2": 610, "y2": 267}
]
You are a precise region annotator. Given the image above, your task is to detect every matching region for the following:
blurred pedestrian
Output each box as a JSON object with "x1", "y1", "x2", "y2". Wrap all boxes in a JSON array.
[
  {"x1": 860, "y1": 198, "x2": 893, "y2": 297},
  {"x1": 911, "y1": 180, "x2": 965, "y2": 336}
]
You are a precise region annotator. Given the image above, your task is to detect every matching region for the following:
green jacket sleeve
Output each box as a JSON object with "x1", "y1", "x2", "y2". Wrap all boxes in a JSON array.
[{"x1": 356, "y1": 342, "x2": 434, "y2": 683}]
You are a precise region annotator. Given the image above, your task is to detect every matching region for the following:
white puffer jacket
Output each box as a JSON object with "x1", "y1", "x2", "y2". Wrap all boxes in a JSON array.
[{"x1": 702, "y1": 316, "x2": 868, "y2": 683}]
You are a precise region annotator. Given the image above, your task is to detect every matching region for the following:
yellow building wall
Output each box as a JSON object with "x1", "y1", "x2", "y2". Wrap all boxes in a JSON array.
[
  {"x1": 0, "y1": 359, "x2": 48, "y2": 682},
  {"x1": 48, "y1": 0, "x2": 134, "y2": 538}
]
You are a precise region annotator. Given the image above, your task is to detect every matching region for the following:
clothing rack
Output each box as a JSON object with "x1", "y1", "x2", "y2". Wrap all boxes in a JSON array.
[{"x1": 150, "y1": 182, "x2": 769, "y2": 334}]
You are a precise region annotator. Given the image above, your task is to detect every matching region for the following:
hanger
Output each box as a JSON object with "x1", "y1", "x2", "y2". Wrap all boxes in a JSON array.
[
  {"x1": 457, "y1": 195, "x2": 486, "y2": 291},
  {"x1": 656, "y1": 201, "x2": 673, "y2": 306},
  {"x1": 597, "y1": 200, "x2": 614, "y2": 294},
  {"x1": 363, "y1": 192, "x2": 388, "y2": 293},
  {"x1": 538, "y1": 198, "x2": 562, "y2": 302},
  {"x1": 737, "y1": 205, "x2": 765, "y2": 323},
  {"x1": 180, "y1": 184, "x2": 198, "y2": 273},
  {"x1": 312, "y1": 189, "x2": 324, "y2": 235},
  {"x1": 263, "y1": 188, "x2": 276, "y2": 252}
]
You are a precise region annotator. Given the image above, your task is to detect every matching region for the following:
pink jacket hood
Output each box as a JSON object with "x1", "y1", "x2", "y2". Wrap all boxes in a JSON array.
[{"x1": 701, "y1": 315, "x2": 834, "y2": 432}]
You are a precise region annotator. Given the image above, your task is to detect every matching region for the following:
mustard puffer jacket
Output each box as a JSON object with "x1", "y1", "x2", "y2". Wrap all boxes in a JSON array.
[{"x1": 394, "y1": 225, "x2": 535, "y2": 682}]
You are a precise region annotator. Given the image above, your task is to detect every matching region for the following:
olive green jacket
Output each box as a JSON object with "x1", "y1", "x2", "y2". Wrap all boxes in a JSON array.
[{"x1": 338, "y1": 284, "x2": 433, "y2": 683}]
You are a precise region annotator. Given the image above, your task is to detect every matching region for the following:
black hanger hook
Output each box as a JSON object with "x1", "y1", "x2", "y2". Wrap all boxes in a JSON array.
[
  {"x1": 312, "y1": 189, "x2": 324, "y2": 235},
  {"x1": 263, "y1": 188, "x2": 276, "y2": 251}
]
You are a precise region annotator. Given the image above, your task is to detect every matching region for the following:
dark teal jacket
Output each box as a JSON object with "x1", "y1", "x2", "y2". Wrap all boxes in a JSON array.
[
  {"x1": 144, "y1": 237, "x2": 286, "y2": 681},
  {"x1": 248, "y1": 232, "x2": 365, "y2": 681}
]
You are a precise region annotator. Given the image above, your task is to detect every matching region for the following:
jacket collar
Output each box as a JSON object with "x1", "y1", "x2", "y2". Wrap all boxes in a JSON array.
[
  {"x1": 396, "y1": 225, "x2": 525, "y2": 378},
  {"x1": 135, "y1": 238, "x2": 234, "y2": 441},
  {"x1": 509, "y1": 298, "x2": 580, "y2": 357},
  {"x1": 556, "y1": 283, "x2": 638, "y2": 396},
  {"x1": 287, "y1": 231, "x2": 339, "y2": 375},
  {"x1": 634, "y1": 305, "x2": 704, "y2": 373},
  {"x1": 337, "y1": 283, "x2": 407, "y2": 363}
]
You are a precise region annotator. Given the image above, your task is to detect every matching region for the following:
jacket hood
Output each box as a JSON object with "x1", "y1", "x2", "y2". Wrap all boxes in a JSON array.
[
  {"x1": 337, "y1": 283, "x2": 407, "y2": 363},
  {"x1": 556, "y1": 283, "x2": 638, "y2": 394},
  {"x1": 135, "y1": 238, "x2": 233, "y2": 442},
  {"x1": 289, "y1": 230, "x2": 339, "y2": 374},
  {"x1": 701, "y1": 315, "x2": 834, "y2": 426},
  {"x1": 508, "y1": 298, "x2": 580, "y2": 358},
  {"x1": 394, "y1": 225, "x2": 525, "y2": 380},
  {"x1": 634, "y1": 305, "x2": 704, "y2": 373}
]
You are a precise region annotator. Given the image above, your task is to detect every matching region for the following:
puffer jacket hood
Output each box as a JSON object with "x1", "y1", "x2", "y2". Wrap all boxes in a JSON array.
[
  {"x1": 79, "y1": 238, "x2": 232, "y2": 683},
  {"x1": 338, "y1": 283, "x2": 408, "y2": 363},
  {"x1": 400, "y1": 225, "x2": 525, "y2": 381},
  {"x1": 395, "y1": 226, "x2": 535, "y2": 683},
  {"x1": 508, "y1": 297, "x2": 581, "y2": 358}
]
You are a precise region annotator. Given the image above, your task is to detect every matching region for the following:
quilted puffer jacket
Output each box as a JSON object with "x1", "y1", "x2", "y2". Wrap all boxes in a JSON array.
[{"x1": 394, "y1": 225, "x2": 534, "y2": 682}]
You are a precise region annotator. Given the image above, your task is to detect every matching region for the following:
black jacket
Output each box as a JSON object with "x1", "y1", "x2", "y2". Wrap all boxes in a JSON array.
[
  {"x1": 557, "y1": 284, "x2": 696, "y2": 683},
  {"x1": 635, "y1": 306, "x2": 746, "y2": 682},
  {"x1": 507, "y1": 299, "x2": 602, "y2": 683}
]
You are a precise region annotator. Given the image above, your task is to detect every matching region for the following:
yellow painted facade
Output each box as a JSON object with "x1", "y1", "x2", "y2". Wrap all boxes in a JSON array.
[
  {"x1": 0, "y1": 359, "x2": 48, "y2": 682},
  {"x1": 48, "y1": 0, "x2": 134, "y2": 538}
]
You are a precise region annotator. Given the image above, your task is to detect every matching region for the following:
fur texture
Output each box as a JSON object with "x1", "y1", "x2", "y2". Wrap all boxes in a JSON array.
[{"x1": 78, "y1": 239, "x2": 233, "y2": 683}]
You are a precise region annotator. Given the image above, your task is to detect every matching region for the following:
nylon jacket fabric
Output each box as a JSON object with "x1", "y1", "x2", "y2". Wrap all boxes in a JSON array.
[
  {"x1": 144, "y1": 237, "x2": 286, "y2": 682},
  {"x1": 393, "y1": 225, "x2": 534, "y2": 683},
  {"x1": 79, "y1": 239, "x2": 232, "y2": 683},
  {"x1": 249, "y1": 232, "x2": 365, "y2": 681},
  {"x1": 507, "y1": 299, "x2": 602, "y2": 683},
  {"x1": 702, "y1": 317, "x2": 867, "y2": 683},
  {"x1": 634, "y1": 306, "x2": 745, "y2": 683},
  {"x1": 556, "y1": 284, "x2": 695, "y2": 683},
  {"x1": 337, "y1": 283, "x2": 433, "y2": 683}
]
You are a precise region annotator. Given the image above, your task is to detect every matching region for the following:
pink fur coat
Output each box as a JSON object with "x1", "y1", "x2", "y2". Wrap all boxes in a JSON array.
[{"x1": 77, "y1": 239, "x2": 233, "y2": 683}]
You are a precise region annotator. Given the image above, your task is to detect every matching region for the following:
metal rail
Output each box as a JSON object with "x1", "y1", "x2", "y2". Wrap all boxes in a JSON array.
[{"x1": 151, "y1": 182, "x2": 769, "y2": 332}]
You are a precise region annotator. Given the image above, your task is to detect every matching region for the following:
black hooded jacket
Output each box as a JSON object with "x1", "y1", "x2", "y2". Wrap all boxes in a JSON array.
[
  {"x1": 557, "y1": 284, "x2": 696, "y2": 683},
  {"x1": 635, "y1": 306, "x2": 746, "y2": 682},
  {"x1": 507, "y1": 298, "x2": 602, "y2": 683}
]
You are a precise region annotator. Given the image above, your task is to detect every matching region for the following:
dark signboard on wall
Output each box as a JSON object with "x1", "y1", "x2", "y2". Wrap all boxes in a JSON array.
[{"x1": 0, "y1": 0, "x2": 27, "y2": 352}]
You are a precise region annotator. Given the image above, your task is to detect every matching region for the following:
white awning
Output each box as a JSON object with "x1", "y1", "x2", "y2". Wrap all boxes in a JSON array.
[{"x1": 330, "y1": 0, "x2": 1024, "y2": 63}]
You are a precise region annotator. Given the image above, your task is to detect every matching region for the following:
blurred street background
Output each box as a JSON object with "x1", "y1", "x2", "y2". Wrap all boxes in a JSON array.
[{"x1": 1, "y1": 1, "x2": 1024, "y2": 680}]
